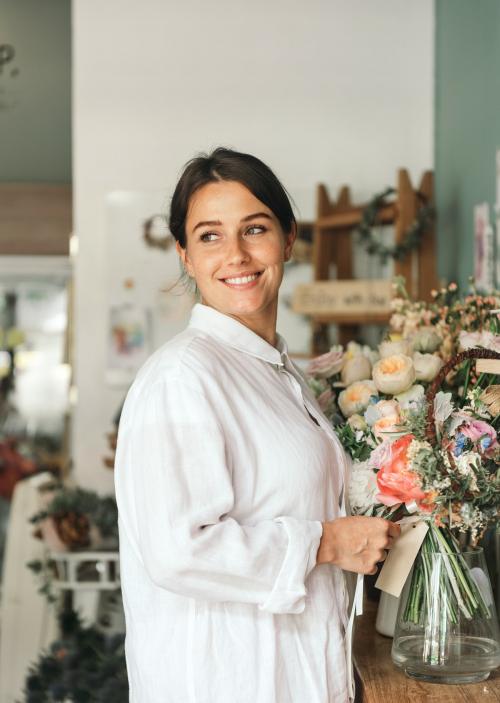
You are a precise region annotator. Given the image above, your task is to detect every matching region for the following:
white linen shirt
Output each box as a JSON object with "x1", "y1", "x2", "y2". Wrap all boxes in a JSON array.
[{"x1": 114, "y1": 303, "x2": 351, "y2": 703}]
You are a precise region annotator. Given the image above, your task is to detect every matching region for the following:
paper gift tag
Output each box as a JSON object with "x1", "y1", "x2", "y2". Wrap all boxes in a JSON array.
[
  {"x1": 375, "y1": 521, "x2": 429, "y2": 598},
  {"x1": 476, "y1": 359, "x2": 500, "y2": 375}
]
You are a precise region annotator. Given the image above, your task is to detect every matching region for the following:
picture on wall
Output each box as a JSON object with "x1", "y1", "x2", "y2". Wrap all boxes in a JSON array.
[{"x1": 107, "y1": 303, "x2": 152, "y2": 384}]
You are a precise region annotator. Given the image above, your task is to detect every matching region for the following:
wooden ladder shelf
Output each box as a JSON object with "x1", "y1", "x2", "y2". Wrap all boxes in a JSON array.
[{"x1": 311, "y1": 168, "x2": 438, "y2": 351}]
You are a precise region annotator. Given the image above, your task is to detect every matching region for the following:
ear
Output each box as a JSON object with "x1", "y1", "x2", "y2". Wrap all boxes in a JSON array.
[
  {"x1": 284, "y1": 222, "x2": 297, "y2": 262},
  {"x1": 176, "y1": 241, "x2": 194, "y2": 277}
]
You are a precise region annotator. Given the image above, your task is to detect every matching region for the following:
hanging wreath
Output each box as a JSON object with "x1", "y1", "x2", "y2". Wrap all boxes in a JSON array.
[{"x1": 355, "y1": 187, "x2": 435, "y2": 264}]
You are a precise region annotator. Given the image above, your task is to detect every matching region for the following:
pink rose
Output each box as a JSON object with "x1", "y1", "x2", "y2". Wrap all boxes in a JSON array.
[
  {"x1": 307, "y1": 349, "x2": 344, "y2": 379},
  {"x1": 460, "y1": 419, "x2": 499, "y2": 456}
]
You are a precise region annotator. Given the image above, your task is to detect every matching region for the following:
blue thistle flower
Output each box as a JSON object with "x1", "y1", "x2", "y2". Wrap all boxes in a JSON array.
[{"x1": 453, "y1": 433, "x2": 467, "y2": 456}]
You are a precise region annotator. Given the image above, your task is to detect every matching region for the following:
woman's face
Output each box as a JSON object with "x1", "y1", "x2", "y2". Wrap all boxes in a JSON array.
[{"x1": 177, "y1": 180, "x2": 295, "y2": 337}]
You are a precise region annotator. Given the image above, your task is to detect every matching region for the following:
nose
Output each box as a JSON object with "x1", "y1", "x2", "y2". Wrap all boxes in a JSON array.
[{"x1": 225, "y1": 235, "x2": 250, "y2": 266}]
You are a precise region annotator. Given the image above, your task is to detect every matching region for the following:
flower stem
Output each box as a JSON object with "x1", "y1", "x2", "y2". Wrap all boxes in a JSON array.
[{"x1": 462, "y1": 359, "x2": 472, "y2": 404}]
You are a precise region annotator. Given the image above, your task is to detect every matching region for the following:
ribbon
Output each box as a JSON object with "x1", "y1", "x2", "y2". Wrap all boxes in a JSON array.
[{"x1": 345, "y1": 572, "x2": 364, "y2": 701}]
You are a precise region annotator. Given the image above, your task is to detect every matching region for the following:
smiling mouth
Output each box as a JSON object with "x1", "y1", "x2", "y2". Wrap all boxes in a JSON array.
[{"x1": 220, "y1": 271, "x2": 263, "y2": 286}]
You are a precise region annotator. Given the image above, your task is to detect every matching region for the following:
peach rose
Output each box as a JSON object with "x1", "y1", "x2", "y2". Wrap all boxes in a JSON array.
[
  {"x1": 372, "y1": 354, "x2": 415, "y2": 395},
  {"x1": 376, "y1": 434, "x2": 426, "y2": 507},
  {"x1": 338, "y1": 380, "x2": 378, "y2": 418}
]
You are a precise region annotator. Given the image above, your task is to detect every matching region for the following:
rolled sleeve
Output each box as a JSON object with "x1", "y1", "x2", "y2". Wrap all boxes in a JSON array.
[{"x1": 259, "y1": 516, "x2": 323, "y2": 614}]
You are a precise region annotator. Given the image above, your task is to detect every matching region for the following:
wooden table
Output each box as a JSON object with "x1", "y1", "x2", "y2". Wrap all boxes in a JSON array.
[{"x1": 353, "y1": 598, "x2": 500, "y2": 702}]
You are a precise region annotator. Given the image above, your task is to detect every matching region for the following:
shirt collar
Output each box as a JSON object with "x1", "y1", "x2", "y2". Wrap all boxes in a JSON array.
[{"x1": 188, "y1": 303, "x2": 287, "y2": 366}]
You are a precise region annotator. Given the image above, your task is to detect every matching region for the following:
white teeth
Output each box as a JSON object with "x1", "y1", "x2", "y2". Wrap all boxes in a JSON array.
[{"x1": 224, "y1": 273, "x2": 259, "y2": 285}]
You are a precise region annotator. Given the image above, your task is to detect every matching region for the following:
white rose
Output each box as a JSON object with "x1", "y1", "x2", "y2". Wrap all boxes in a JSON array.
[
  {"x1": 348, "y1": 460, "x2": 378, "y2": 512},
  {"x1": 338, "y1": 380, "x2": 378, "y2": 418},
  {"x1": 411, "y1": 328, "x2": 442, "y2": 353},
  {"x1": 378, "y1": 339, "x2": 413, "y2": 358},
  {"x1": 372, "y1": 354, "x2": 415, "y2": 395},
  {"x1": 341, "y1": 354, "x2": 372, "y2": 386},
  {"x1": 346, "y1": 341, "x2": 363, "y2": 357},
  {"x1": 413, "y1": 352, "x2": 444, "y2": 383}
]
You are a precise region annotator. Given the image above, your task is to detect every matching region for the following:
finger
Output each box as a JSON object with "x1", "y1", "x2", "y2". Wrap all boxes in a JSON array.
[
  {"x1": 387, "y1": 522, "x2": 401, "y2": 538},
  {"x1": 373, "y1": 534, "x2": 395, "y2": 550},
  {"x1": 377, "y1": 550, "x2": 388, "y2": 563}
]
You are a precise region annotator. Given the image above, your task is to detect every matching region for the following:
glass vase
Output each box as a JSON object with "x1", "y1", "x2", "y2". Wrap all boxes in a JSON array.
[{"x1": 392, "y1": 544, "x2": 500, "y2": 684}]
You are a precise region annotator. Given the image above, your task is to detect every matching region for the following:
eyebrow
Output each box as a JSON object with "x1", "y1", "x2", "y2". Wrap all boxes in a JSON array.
[{"x1": 192, "y1": 212, "x2": 273, "y2": 233}]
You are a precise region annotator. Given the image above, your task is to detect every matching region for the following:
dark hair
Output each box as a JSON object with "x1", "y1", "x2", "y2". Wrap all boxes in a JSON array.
[{"x1": 168, "y1": 146, "x2": 296, "y2": 249}]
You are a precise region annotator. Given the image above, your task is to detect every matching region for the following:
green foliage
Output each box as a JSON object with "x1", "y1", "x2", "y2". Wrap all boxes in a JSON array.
[
  {"x1": 410, "y1": 445, "x2": 439, "y2": 488},
  {"x1": 30, "y1": 486, "x2": 118, "y2": 541},
  {"x1": 24, "y1": 610, "x2": 128, "y2": 702},
  {"x1": 402, "y1": 401, "x2": 428, "y2": 441},
  {"x1": 335, "y1": 423, "x2": 373, "y2": 461},
  {"x1": 26, "y1": 559, "x2": 59, "y2": 604},
  {"x1": 355, "y1": 187, "x2": 434, "y2": 265}
]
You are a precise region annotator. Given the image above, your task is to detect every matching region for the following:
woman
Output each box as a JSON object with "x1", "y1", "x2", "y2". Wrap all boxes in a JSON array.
[{"x1": 114, "y1": 147, "x2": 399, "y2": 703}]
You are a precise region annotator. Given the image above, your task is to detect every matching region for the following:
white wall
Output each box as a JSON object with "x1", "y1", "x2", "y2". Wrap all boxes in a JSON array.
[{"x1": 73, "y1": 0, "x2": 434, "y2": 492}]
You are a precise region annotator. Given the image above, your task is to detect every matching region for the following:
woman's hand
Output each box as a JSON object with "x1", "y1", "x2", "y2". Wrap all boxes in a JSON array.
[{"x1": 316, "y1": 516, "x2": 401, "y2": 575}]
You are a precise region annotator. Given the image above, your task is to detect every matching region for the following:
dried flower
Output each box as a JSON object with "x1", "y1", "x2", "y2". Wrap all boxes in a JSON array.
[{"x1": 481, "y1": 385, "x2": 500, "y2": 417}]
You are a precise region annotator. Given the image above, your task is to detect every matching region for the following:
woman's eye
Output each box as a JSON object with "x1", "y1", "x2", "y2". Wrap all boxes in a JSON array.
[
  {"x1": 246, "y1": 225, "x2": 266, "y2": 235},
  {"x1": 200, "y1": 232, "x2": 219, "y2": 242}
]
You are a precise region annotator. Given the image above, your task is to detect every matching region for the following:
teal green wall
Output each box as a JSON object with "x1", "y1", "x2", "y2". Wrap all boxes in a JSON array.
[
  {"x1": 0, "y1": 0, "x2": 71, "y2": 182},
  {"x1": 435, "y1": 0, "x2": 500, "y2": 290}
]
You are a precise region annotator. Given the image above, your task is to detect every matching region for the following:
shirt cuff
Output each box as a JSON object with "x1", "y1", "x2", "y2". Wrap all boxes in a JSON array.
[{"x1": 259, "y1": 516, "x2": 323, "y2": 615}]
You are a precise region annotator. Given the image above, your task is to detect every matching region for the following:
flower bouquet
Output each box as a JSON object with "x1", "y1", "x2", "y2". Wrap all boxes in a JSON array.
[{"x1": 306, "y1": 304, "x2": 500, "y2": 682}]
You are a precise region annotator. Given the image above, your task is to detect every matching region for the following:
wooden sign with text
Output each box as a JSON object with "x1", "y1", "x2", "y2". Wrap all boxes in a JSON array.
[{"x1": 292, "y1": 279, "x2": 392, "y2": 318}]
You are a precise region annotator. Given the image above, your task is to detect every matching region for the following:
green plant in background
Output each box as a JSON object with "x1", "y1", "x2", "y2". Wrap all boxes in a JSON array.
[
  {"x1": 24, "y1": 609, "x2": 128, "y2": 703},
  {"x1": 30, "y1": 485, "x2": 119, "y2": 546},
  {"x1": 27, "y1": 485, "x2": 119, "y2": 602}
]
